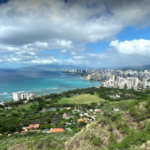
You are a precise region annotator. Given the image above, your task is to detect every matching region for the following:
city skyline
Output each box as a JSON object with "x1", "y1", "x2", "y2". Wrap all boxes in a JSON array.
[{"x1": 0, "y1": 0, "x2": 150, "y2": 68}]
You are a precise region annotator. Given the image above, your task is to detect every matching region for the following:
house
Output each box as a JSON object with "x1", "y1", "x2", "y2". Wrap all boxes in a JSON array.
[
  {"x1": 65, "y1": 107, "x2": 71, "y2": 110},
  {"x1": 29, "y1": 124, "x2": 40, "y2": 129},
  {"x1": 116, "y1": 94, "x2": 120, "y2": 98},
  {"x1": 21, "y1": 130, "x2": 27, "y2": 134},
  {"x1": 0, "y1": 102, "x2": 4, "y2": 106},
  {"x1": 80, "y1": 114, "x2": 83, "y2": 117},
  {"x1": 50, "y1": 128, "x2": 65, "y2": 133},
  {"x1": 65, "y1": 122, "x2": 72, "y2": 125},
  {"x1": 72, "y1": 107, "x2": 80, "y2": 113},
  {"x1": 83, "y1": 118, "x2": 90, "y2": 122},
  {"x1": 62, "y1": 113, "x2": 69, "y2": 119},
  {"x1": 41, "y1": 109, "x2": 47, "y2": 112},
  {"x1": 114, "y1": 108, "x2": 119, "y2": 112},
  {"x1": 95, "y1": 109, "x2": 101, "y2": 113},
  {"x1": 22, "y1": 127, "x2": 28, "y2": 131},
  {"x1": 8, "y1": 134, "x2": 12, "y2": 136},
  {"x1": 83, "y1": 113, "x2": 89, "y2": 116},
  {"x1": 78, "y1": 118, "x2": 84, "y2": 123},
  {"x1": 65, "y1": 128, "x2": 72, "y2": 131},
  {"x1": 41, "y1": 129, "x2": 50, "y2": 133}
]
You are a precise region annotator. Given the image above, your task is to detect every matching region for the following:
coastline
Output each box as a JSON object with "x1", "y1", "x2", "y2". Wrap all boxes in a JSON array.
[
  {"x1": 0, "y1": 78, "x2": 101, "y2": 102},
  {"x1": 0, "y1": 83, "x2": 102, "y2": 103}
]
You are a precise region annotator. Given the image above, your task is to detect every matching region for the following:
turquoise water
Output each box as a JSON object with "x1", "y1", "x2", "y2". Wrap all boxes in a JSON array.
[{"x1": 0, "y1": 69, "x2": 101, "y2": 102}]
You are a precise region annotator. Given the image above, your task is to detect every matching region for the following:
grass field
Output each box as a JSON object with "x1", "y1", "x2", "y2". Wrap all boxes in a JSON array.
[
  {"x1": 109, "y1": 99, "x2": 135, "y2": 104},
  {"x1": 57, "y1": 94, "x2": 106, "y2": 104}
]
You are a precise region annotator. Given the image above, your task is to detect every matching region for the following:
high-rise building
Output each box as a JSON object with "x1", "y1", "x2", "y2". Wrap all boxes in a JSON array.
[
  {"x1": 21, "y1": 93, "x2": 29, "y2": 100},
  {"x1": 27, "y1": 93, "x2": 35, "y2": 100},
  {"x1": 110, "y1": 75, "x2": 115, "y2": 81},
  {"x1": 143, "y1": 78, "x2": 147, "y2": 88},
  {"x1": 13, "y1": 93, "x2": 20, "y2": 101},
  {"x1": 133, "y1": 78, "x2": 139, "y2": 87}
]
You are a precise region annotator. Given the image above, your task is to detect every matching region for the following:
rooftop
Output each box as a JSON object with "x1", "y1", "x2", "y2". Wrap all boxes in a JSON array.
[{"x1": 50, "y1": 128, "x2": 64, "y2": 133}]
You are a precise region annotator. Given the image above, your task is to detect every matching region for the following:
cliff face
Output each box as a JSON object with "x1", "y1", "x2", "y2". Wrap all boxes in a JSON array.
[{"x1": 64, "y1": 101, "x2": 150, "y2": 150}]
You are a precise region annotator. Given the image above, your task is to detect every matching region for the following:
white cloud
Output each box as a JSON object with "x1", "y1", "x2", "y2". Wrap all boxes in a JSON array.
[
  {"x1": 110, "y1": 39, "x2": 150, "y2": 55},
  {"x1": 28, "y1": 57, "x2": 62, "y2": 64},
  {"x1": 0, "y1": 0, "x2": 150, "y2": 67},
  {"x1": 0, "y1": 0, "x2": 124, "y2": 45},
  {"x1": 60, "y1": 49, "x2": 67, "y2": 53}
]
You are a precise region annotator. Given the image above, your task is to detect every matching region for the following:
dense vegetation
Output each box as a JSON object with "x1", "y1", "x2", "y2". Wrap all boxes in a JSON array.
[{"x1": 0, "y1": 87, "x2": 102, "y2": 133}]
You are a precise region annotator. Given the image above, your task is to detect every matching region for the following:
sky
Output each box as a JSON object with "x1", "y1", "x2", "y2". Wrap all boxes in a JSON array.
[{"x1": 0, "y1": 0, "x2": 150, "y2": 68}]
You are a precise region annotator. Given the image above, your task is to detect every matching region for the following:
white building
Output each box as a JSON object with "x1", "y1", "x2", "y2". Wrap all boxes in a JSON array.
[
  {"x1": 13, "y1": 93, "x2": 20, "y2": 101},
  {"x1": 143, "y1": 78, "x2": 147, "y2": 88},
  {"x1": 27, "y1": 93, "x2": 35, "y2": 100},
  {"x1": 21, "y1": 93, "x2": 29, "y2": 100},
  {"x1": 110, "y1": 75, "x2": 115, "y2": 81},
  {"x1": 133, "y1": 78, "x2": 139, "y2": 87}
]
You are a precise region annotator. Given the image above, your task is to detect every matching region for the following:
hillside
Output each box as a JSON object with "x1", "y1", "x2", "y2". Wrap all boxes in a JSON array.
[
  {"x1": 1, "y1": 87, "x2": 150, "y2": 150},
  {"x1": 64, "y1": 100, "x2": 150, "y2": 150},
  {"x1": 0, "y1": 132, "x2": 75, "y2": 150}
]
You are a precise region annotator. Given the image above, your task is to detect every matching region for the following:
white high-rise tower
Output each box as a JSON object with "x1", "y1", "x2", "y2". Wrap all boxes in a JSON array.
[{"x1": 13, "y1": 93, "x2": 20, "y2": 101}]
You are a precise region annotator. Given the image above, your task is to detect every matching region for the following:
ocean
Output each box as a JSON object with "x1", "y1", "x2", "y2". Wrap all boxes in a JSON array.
[{"x1": 0, "y1": 68, "x2": 101, "y2": 102}]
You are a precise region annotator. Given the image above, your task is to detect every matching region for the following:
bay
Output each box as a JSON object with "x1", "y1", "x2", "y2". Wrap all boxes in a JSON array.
[{"x1": 0, "y1": 68, "x2": 101, "y2": 102}]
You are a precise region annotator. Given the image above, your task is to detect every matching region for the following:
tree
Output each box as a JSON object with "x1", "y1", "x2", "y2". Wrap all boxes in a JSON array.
[
  {"x1": 124, "y1": 84, "x2": 127, "y2": 90},
  {"x1": 0, "y1": 105, "x2": 4, "y2": 109},
  {"x1": 0, "y1": 126, "x2": 7, "y2": 134}
]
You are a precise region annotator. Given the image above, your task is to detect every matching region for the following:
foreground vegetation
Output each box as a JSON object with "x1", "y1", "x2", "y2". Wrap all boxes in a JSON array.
[
  {"x1": 64, "y1": 99, "x2": 150, "y2": 150},
  {"x1": 0, "y1": 132, "x2": 75, "y2": 150},
  {"x1": 1, "y1": 86, "x2": 150, "y2": 149}
]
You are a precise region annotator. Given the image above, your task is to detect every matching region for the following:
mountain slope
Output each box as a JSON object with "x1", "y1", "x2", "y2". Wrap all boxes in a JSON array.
[{"x1": 64, "y1": 100, "x2": 150, "y2": 150}]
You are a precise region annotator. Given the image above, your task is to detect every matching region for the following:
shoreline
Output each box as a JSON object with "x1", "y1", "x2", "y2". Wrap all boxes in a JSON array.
[
  {"x1": 0, "y1": 71, "x2": 101, "y2": 102},
  {"x1": 0, "y1": 81, "x2": 102, "y2": 103}
]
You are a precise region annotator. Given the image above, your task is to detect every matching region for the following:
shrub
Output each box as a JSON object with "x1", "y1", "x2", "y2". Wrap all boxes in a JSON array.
[
  {"x1": 110, "y1": 112, "x2": 121, "y2": 122},
  {"x1": 92, "y1": 136, "x2": 102, "y2": 146},
  {"x1": 108, "y1": 133, "x2": 117, "y2": 149}
]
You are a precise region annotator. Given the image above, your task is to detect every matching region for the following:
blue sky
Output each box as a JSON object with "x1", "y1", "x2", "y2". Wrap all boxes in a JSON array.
[
  {"x1": 86, "y1": 26, "x2": 150, "y2": 54},
  {"x1": 0, "y1": 0, "x2": 150, "y2": 68},
  {"x1": 118, "y1": 26, "x2": 150, "y2": 41}
]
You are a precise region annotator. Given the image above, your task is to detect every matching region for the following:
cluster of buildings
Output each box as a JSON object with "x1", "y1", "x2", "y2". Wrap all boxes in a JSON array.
[
  {"x1": 63, "y1": 69, "x2": 87, "y2": 75},
  {"x1": 80, "y1": 69, "x2": 150, "y2": 82},
  {"x1": 103, "y1": 76, "x2": 141, "y2": 89},
  {"x1": 82, "y1": 70, "x2": 111, "y2": 81},
  {"x1": 67, "y1": 68, "x2": 150, "y2": 89},
  {"x1": 5, "y1": 124, "x2": 65, "y2": 136},
  {"x1": 62, "y1": 107, "x2": 101, "y2": 124},
  {"x1": 13, "y1": 92, "x2": 35, "y2": 101},
  {"x1": 103, "y1": 71, "x2": 150, "y2": 89}
]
